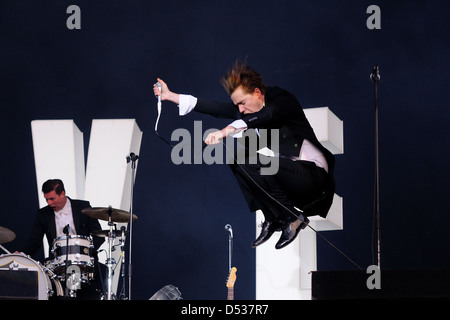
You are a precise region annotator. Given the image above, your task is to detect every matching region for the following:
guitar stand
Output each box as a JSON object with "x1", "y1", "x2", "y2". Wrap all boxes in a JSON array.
[{"x1": 225, "y1": 224, "x2": 233, "y2": 271}]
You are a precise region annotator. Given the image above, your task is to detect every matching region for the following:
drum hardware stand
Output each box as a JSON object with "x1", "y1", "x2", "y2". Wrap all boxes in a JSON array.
[
  {"x1": 118, "y1": 226, "x2": 127, "y2": 300},
  {"x1": 62, "y1": 224, "x2": 72, "y2": 297},
  {"x1": 82, "y1": 207, "x2": 137, "y2": 300},
  {"x1": 105, "y1": 207, "x2": 117, "y2": 300},
  {"x1": 126, "y1": 152, "x2": 139, "y2": 300},
  {"x1": 0, "y1": 244, "x2": 11, "y2": 254},
  {"x1": 43, "y1": 265, "x2": 64, "y2": 297}
]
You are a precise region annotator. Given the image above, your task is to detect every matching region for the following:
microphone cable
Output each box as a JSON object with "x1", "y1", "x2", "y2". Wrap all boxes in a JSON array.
[
  {"x1": 220, "y1": 139, "x2": 363, "y2": 271},
  {"x1": 154, "y1": 82, "x2": 175, "y2": 148},
  {"x1": 152, "y1": 90, "x2": 362, "y2": 270}
]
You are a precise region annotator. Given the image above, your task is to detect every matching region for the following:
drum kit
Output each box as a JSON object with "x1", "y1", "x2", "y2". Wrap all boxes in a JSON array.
[
  {"x1": 82, "y1": 206, "x2": 138, "y2": 300},
  {"x1": 0, "y1": 206, "x2": 138, "y2": 300}
]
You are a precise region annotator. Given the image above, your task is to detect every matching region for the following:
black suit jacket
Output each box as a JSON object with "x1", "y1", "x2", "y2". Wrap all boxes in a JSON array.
[
  {"x1": 194, "y1": 86, "x2": 336, "y2": 217},
  {"x1": 22, "y1": 198, "x2": 104, "y2": 256}
]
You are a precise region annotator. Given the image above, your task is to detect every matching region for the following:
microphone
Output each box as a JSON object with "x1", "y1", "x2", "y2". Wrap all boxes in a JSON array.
[
  {"x1": 370, "y1": 65, "x2": 380, "y2": 82},
  {"x1": 63, "y1": 224, "x2": 70, "y2": 235},
  {"x1": 126, "y1": 152, "x2": 139, "y2": 163},
  {"x1": 156, "y1": 82, "x2": 162, "y2": 103},
  {"x1": 225, "y1": 224, "x2": 233, "y2": 238}
]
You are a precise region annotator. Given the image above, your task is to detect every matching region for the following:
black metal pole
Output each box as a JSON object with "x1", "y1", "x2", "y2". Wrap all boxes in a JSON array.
[
  {"x1": 126, "y1": 152, "x2": 139, "y2": 299},
  {"x1": 370, "y1": 65, "x2": 381, "y2": 269}
]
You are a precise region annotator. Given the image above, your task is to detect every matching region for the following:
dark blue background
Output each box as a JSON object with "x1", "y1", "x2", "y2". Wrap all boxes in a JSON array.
[{"x1": 1, "y1": 1, "x2": 449, "y2": 299}]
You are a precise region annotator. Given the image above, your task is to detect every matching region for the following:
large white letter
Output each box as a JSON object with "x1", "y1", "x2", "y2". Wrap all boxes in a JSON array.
[
  {"x1": 255, "y1": 107, "x2": 344, "y2": 300},
  {"x1": 32, "y1": 119, "x2": 142, "y2": 298}
]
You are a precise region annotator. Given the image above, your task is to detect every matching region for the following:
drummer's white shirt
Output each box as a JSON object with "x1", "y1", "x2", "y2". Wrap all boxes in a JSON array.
[{"x1": 54, "y1": 198, "x2": 77, "y2": 237}]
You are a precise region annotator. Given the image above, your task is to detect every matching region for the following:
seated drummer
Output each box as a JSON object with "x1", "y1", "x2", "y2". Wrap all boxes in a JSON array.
[{"x1": 20, "y1": 179, "x2": 105, "y2": 299}]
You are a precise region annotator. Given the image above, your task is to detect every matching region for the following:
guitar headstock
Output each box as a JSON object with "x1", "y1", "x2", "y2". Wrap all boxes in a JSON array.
[{"x1": 226, "y1": 267, "x2": 237, "y2": 288}]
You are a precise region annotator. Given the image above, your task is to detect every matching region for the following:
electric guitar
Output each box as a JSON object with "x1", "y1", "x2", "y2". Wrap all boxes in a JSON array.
[{"x1": 226, "y1": 267, "x2": 237, "y2": 300}]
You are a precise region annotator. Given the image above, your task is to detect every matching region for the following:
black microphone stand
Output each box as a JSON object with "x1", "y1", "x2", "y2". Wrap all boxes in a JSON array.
[
  {"x1": 225, "y1": 224, "x2": 233, "y2": 271},
  {"x1": 126, "y1": 152, "x2": 139, "y2": 300},
  {"x1": 370, "y1": 65, "x2": 381, "y2": 269},
  {"x1": 118, "y1": 226, "x2": 127, "y2": 300},
  {"x1": 63, "y1": 225, "x2": 71, "y2": 297}
]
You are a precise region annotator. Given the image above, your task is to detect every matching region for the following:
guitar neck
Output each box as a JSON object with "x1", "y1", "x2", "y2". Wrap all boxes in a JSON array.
[{"x1": 227, "y1": 287, "x2": 234, "y2": 300}]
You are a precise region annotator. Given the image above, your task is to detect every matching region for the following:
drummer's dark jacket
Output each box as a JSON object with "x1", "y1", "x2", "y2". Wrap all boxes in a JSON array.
[{"x1": 22, "y1": 198, "x2": 104, "y2": 257}]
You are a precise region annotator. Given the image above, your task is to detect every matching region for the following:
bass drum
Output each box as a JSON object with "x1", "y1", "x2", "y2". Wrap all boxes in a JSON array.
[{"x1": 0, "y1": 253, "x2": 63, "y2": 300}]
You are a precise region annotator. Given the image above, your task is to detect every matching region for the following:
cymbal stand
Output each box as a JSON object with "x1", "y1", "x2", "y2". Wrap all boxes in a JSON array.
[
  {"x1": 63, "y1": 226, "x2": 71, "y2": 297},
  {"x1": 105, "y1": 207, "x2": 116, "y2": 300},
  {"x1": 126, "y1": 152, "x2": 139, "y2": 300},
  {"x1": 0, "y1": 244, "x2": 11, "y2": 254},
  {"x1": 117, "y1": 226, "x2": 127, "y2": 300}
]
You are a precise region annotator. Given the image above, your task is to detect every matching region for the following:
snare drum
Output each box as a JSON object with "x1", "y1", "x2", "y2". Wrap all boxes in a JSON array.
[
  {"x1": 51, "y1": 235, "x2": 94, "y2": 276},
  {"x1": 0, "y1": 253, "x2": 63, "y2": 300}
]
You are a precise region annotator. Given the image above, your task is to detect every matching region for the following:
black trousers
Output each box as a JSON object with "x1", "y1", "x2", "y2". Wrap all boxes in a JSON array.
[{"x1": 230, "y1": 155, "x2": 329, "y2": 223}]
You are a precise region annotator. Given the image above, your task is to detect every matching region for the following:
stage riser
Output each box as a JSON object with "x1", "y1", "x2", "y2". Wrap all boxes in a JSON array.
[{"x1": 312, "y1": 269, "x2": 450, "y2": 299}]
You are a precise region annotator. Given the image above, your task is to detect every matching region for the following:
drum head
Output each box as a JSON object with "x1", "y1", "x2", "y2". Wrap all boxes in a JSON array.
[{"x1": 0, "y1": 254, "x2": 52, "y2": 300}]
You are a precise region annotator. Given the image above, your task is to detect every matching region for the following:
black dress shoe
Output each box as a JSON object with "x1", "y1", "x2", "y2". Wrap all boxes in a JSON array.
[
  {"x1": 251, "y1": 221, "x2": 282, "y2": 248},
  {"x1": 275, "y1": 217, "x2": 309, "y2": 250}
]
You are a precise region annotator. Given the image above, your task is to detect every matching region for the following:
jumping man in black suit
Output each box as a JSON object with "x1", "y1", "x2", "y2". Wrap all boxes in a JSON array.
[{"x1": 153, "y1": 60, "x2": 335, "y2": 249}]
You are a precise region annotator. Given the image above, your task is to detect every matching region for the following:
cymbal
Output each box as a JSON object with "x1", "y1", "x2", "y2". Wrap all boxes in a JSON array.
[
  {"x1": 0, "y1": 226, "x2": 16, "y2": 244},
  {"x1": 82, "y1": 207, "x2": 138, "y2": 223},
  {"x1": 91, "y1": 229, "x2": 129, "y2": 238}
]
